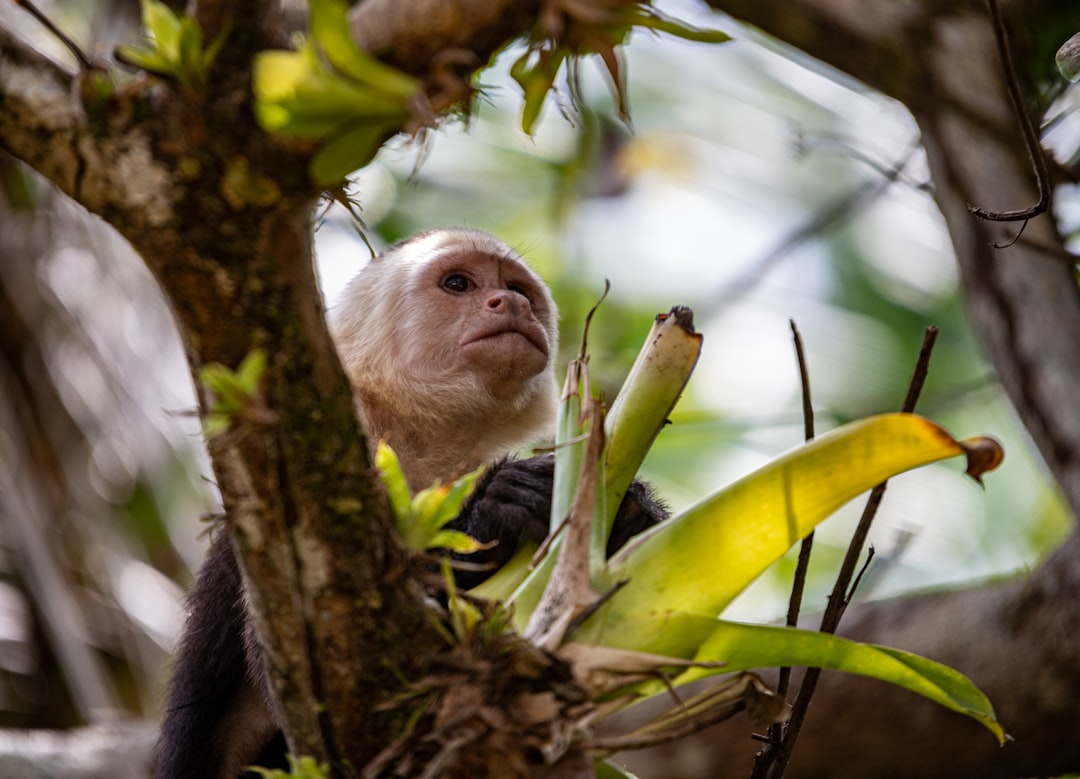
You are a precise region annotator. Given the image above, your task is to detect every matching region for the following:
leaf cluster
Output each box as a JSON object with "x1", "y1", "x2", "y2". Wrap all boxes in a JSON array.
[
  {"x1": 198, "y1": 349, "x2": 268, "y2": 437},
  {"x1": 250, "y1": 755, "x2": 330, "y2": 779},
  {"x1": 512, "y1": 1, "x2": 731, "y2": 133},
  {"x1": 376, "y1": 442, "x2": 484, "y2": 554},
  {"x1": 252, "y1": 0, "x2": 421, "y2": 186},
  {"x1": 114, "y1": 0, "x2": 229, "y2": 97}
]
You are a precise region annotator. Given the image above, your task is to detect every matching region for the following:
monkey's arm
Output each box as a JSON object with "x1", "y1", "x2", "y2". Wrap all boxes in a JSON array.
[
  {"x1": 446, "y1": 455, "x2": 668, "y2": 589},
  {"x1": 156, "y1": 531, "x2": 282, "y2": 779}
]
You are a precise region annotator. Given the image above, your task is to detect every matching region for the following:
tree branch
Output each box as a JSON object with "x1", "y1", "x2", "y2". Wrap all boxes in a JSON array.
[
  {"x1": 0, "y1": 26, "x2": 182, "y2": 231},
  {"x1": 349, "y1": 0, "x2": 540, "y2": 76},
  {"x1": 0, "y1": 27, "x2": 81, "y2": 193},
  {"x1": 965, "y1": 0, "x2": 1050, "y2": 223}
]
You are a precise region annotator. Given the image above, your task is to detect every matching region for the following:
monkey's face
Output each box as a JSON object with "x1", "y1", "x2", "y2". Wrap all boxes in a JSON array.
[
  {"x1": 330, "y1": 228, "x2": 560, "y2": 445},
  {"x1": 406, "y1": 241, "x2": 556, "y2": 400}
]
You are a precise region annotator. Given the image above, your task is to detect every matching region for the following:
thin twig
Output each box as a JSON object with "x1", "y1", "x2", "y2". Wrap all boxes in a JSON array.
[
  {"x1": 792, "y1": 130, "x2": 932, "y2": 194},
  {"x1": 783, "y1": 320, "x2": 817, "y2": 640},
  {"x1": 589, "y1": 698, "x2": 748, "y2": 753},
  {"x1": 13, "y1": 0, "x2": 93, "y2": 70},
  {"x1": 966, "y1": 0, "x2": 1050, "y2": 225},
  {"x1": 751, "y1": 320, "x2": 817, "y2": 777},
  {"x1": 989, "y1": 218, "x2": 1028, "y2": 249},
  {"x1": 845, "y1": 545, "x2": 876, "y2": 605},
  {"x1": 900, "y1": 326, "x2": 939, "y2": 413},
  {"x1": 781, "y1": 319, "x2": 812, "y2": 639},
  {"x1": 764, "y1": 326, "x2": 939, "y2": 779},
  {"x1": 708, "y1": 142, "x2": 920, "y2": 311},
  {"x1": 564, "y1": 578, "x2": 628, "y2": 635}
]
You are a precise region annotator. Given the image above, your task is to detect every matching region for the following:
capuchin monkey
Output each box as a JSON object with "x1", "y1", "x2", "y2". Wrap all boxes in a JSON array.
[
  {"x1": 330, "y1": 228, "x2": 561, "y2": 492},
  {"x1": 156, "y1": 229, "x2": 666, "y2": 778}
]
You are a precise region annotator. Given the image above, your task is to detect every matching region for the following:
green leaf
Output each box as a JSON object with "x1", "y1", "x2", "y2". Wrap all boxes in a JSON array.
[
  {"x1": 490, "y1": 307, "x2": 702, "y2": 621},
  {"x1": 198, "y1": 348, "x2": 266, "y2": 436},
  {"x1": 254, "y1": 45, "x2": 413, "y2": 137},
  {"x1": 141, "y1": 0, "x2": 183, "y2": 64},
  {"x1": 510, "y1": 5, "x2": 730, "y2": 134},
  {"x1": 235, "y1": 350, "x2": 267, "y2": 396},
  {"x1": 200, "y1": 351, "x2": 264, "y2": 408},
  {"x1": 113, "y1": 46, "x2": 170, "y2": 76},
  {"x1": 574, "y1": 413, "x2": 1001, "y2": 650},
  {"x1": 621, "y1": 616, "x2": 1005, "y2": 743},
  {"x1": 432, "y1": 467, "x2": 484, "y2": 529},
  {"x1": 306, "y1": 0, "x2": 419, "y2": 99},
  {"x1": 602, "y1": 308, "x2": 700, "y2": 546},
  {"x1": 429, "y1": 529, "x2": 485, "y2": 554},
  {"x1": 308, "y1": 119, "x2": 400, "y2": 187},
  {"x1": 464, "y1": 308, "x2": 1004, "y2": 743},
  {"x1": 375, "y1": 442, "x2": 483, "y2": 552},
  {"x1": 511, "y1": 48, "x2": 566, "y2": 136},
  {"x1": 629, "y1": 8, "x2": 732, "y2": 44},
  {"x1": 177, "y1": 17, "x2": 204, "y2": 81},
  {"x1": 114, "y1": 0, "x2": 226, "y2": 93},
  {"x1": 374, "y1": 442, "x2": 413, "y2": 522},
  {"x1": 249, "y1": 753, "x2": 330, "y2": 779},
  {"x1": 475, "y1": 340, "x2": 596, "y2": 610},
  {"x1": 469, "y1": 542, "x2": 535, "y2": 602},
  {"x1": 251, "y1": 0, "x2": 421, "y2": 185},
  {"x1": 554, "y1": 358, "x2": 588, "y2": 533},
  {"x1": 595, "y1": 759, "x2": 640, "y2": 778}
]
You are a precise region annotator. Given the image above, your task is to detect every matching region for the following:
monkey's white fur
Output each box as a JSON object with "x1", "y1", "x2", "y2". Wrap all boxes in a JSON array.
[{"x1": 330, "y1": 228, "x2": 560, "y2": 490}]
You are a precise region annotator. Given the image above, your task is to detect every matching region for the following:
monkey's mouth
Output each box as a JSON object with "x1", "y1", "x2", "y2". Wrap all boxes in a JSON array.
[{"x1": 464, "y1": 326, "x2": 548, "y2": 357}]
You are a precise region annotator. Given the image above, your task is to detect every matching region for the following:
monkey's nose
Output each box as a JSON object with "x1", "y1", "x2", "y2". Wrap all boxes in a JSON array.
[{"x1": 486, "y1": 290, "x2": 518, "y2": 312}]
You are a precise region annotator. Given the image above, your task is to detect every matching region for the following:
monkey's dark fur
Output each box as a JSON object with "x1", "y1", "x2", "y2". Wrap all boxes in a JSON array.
[
  {"x1": 447, "y1": 455, "x2": 667, "y2": 588},
  {"x1": 156, "y1": 455, "x2": 665, "y2": 778}
]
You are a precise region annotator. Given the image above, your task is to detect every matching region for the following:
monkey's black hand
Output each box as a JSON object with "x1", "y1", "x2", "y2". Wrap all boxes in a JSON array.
[
  {"x1": 446, "y1": 455, "x2": 668, "y2": 589},
  {"x1": 446, "y1": 456, "x2": 553, "y2": 589}
]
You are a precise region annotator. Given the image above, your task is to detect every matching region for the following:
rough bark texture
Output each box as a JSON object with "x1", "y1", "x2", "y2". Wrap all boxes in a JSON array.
[{"x1": 349, "y1": 0, "x2": 541, "y2": 75}]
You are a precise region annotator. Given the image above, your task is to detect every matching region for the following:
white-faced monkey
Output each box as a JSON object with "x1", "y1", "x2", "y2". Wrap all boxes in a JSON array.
[{"x1": 155, "y1": 229, "x2": 666, "y2": 778}]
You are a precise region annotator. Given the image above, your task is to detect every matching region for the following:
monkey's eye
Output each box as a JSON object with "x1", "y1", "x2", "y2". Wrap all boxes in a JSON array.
[
  {"x1": 507, "y1": 281, "x2": 532, "y2": 302},
  {"x1": 441, "y1": 273, "x2": 472, "y2": 293}
]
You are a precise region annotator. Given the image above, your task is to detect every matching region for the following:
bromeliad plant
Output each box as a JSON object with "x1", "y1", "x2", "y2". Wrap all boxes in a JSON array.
[{"x1": 420, "y1": 303, "x2": 1004, "y2": 773}]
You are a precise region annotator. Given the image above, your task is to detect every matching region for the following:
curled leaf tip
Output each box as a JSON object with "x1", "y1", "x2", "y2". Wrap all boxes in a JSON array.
[{"x1": 960, "y1": 436, "x2": 1004, "y2": 485}]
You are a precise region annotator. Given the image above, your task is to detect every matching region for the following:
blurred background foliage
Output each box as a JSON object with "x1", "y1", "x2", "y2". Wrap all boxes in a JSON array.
[{"x1": 0, "y1": 0, "x2": 1077, "y2": 733}]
